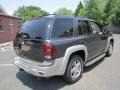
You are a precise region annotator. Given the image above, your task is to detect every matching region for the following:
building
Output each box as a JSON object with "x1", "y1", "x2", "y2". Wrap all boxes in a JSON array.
[{"x1": 0, "y1": 4, "x2": 22, "y2": 43}]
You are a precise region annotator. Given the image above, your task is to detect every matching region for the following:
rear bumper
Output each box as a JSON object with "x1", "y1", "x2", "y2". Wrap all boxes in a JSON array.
[{"x1": 14, "y1": 57, "x2": 65, "y2": 77}]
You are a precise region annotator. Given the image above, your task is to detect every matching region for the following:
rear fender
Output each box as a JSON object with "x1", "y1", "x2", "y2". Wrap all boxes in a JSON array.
[{"x1": 59, "y1": 45, "x2": 88, "y2": 74}]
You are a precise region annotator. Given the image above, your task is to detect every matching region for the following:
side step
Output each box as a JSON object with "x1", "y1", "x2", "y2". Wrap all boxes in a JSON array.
[{"x1": 85, "y1": 53, "x2": 106, "y2": 67}]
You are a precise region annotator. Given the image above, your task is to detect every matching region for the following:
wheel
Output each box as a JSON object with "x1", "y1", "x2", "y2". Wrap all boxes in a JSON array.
[
  {"x1": 64, "y1": 55, "x2": 83, "y2": 84},
  {"x1": 106, "y1": 42, "x2": 113, "y2": 57}
]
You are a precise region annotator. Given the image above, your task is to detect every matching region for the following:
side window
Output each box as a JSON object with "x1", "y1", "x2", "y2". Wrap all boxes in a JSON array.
[
  {"x1": 89, "y1": 22, "x2": 101, "y2": 34},
  {"x1": 78, "y1": 21, "x2": 83, "y2": 35},
  {"x1": 80, "y1": 21, "x2": 91, "y2": 35},
  {"x1": 51, "y1": 18, "x2": 73, "y2": 39}
]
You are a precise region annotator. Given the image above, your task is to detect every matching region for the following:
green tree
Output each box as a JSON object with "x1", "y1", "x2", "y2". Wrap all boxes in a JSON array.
[
  {"x1": 77, "y1": 8, "x2": 86, "y2": 17},
  {"x1": 113, "y1": 6, "x2": 120, "y2": 26},
  {"x1": 13, "y1": 6, "x2": 48, "y2": 21},
  {"x1": 55, "y1": 8, "x2": 73, "y2": 16},
  {"x1": 84, "y1": 0, "x2": 104, "y2": 24},
  {"x1": 75, "y1": 1, "x2": 84, "y2": 16},
  {"x1": 104, "y1": 0, "x2": 120, "y2": 25},
  {"x1": 74, "y1": 0, "x2": 120, "y2": 25},
  {"x1": 104, "y1": 0, "x2": 117, "y2": 25}
]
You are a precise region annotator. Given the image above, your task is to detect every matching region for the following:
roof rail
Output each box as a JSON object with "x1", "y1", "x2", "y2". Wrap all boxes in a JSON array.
[
  {"x1": 44, "y1": 14, "x2": 57, "y2": 16},
  {"x1": 39, "y1": 14, "x2": 59, "y2": 17},
  {"x1": 31, "y1": 14, "x2": 57, "y2": 19}
]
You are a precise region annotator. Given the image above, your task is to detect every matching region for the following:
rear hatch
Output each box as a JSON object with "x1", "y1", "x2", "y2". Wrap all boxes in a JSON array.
[{"x1": 14, "y1": 18, "x2": 52, "y2": 62}]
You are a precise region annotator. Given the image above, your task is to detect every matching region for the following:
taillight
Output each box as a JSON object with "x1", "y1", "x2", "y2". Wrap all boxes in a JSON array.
[{"x1": 43, "y1": 43, "x2": 57, "y2": 60}]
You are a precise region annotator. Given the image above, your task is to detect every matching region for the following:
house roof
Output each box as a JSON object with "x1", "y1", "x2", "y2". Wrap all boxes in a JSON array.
[
  {"x1": 0, "y1": 13, "x2": 21, "y2": 19},
  {"x1": 0, "y1": 4, "x2": 21, "y2": 19}
]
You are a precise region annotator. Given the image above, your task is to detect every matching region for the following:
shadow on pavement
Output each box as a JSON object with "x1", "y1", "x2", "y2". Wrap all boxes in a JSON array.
[
  {"x1": 83, "y1": 57, "x2": 105, "y2": 73},
  {"x1": 16, "y1": 71, "x2": 67, "y2": 90},
  {"x1": 16, "y1": 57, "x2": 106, "y2": 90}
]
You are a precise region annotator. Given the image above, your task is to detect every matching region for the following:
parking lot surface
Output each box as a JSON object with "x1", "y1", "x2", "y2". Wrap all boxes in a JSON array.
[{"x1": 0, "y1": 34, "x2": 120, "y2": 90}]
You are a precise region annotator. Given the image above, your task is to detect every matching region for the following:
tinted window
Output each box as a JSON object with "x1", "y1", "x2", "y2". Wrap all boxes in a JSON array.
[
  {"x1": 78, "y1": 21, "x2": 83, "y2": 35},
  {"x1": 51, "y1": 18, "x2": 73, "y2": 38},
  {"x1": 19, "y1": 18, "x2": 52, "y2": 39},
  {"x1": 89, "y1": 22, "x2": 101, "y2": 34},
  {"x1": 80, "y1": 21, "x2": 91, "y2": 35}
]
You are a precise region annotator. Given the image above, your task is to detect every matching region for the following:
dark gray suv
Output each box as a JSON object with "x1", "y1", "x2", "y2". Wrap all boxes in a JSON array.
[{"x1": 14, "y1": 15, "x2": 114, "y2": 83}]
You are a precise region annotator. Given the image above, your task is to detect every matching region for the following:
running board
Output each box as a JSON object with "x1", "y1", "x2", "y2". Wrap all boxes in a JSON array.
[{"x1": 85, "y1": 53, "x2": 106, "y2": 67}]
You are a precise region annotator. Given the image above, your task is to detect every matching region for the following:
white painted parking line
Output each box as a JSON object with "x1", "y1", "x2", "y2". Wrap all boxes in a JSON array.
[
  {"x1": 0, "y1": 47, "x2": 14, "y2": 52},
  {"x1": 1, "y1": 48, "x2": 6, "y2": 51},
  {"x1": 0, "y1": 64, "x2": 14, "y2": 66}
]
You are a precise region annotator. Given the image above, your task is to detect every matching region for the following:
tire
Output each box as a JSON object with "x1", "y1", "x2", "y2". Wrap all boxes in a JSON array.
[
  {"x1": 64, "y1": 55, "x2": 83, "y2": 84},
  {"x1": 106, "y1": 42, "x2": 113, "y2": 57}
]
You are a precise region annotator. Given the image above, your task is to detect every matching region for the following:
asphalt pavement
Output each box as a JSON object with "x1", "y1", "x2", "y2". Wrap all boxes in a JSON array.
[{"x1": 0, "y1": 34, "x2": 120, "y2": 90}]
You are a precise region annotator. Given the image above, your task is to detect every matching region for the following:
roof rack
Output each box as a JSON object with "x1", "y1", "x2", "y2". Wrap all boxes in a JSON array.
[
  {"x1": 44, "y1": 14, "x2": 57, "y2": 16},
  {"x1": 39, "y1": 14, "x2": 59, "y2": 17},
  {"x1": 31, "y1": 14, "x2": 56, "y2": 19}
]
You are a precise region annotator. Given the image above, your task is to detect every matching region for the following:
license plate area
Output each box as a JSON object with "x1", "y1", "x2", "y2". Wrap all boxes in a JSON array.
[{"x1": 21, "y1": 44, "x2": 30, "y2": 51}]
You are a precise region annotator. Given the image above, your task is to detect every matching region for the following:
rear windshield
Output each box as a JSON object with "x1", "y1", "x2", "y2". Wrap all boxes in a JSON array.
[{"x1": 19, "y1": 18, "x2": 52, "y2": 40}]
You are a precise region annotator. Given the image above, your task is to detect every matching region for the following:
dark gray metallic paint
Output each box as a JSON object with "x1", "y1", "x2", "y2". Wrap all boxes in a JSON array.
[{"x1": 14, "y1": 15, "x2": 112, "y2": 64}]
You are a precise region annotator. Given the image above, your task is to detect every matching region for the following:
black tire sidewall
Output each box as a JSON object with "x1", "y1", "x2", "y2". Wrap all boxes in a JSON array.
[
  {"x1": 64, "y1": 55, "x2": 83, "y2": 84},
  {"x1": 106, "y1": 42, "x2": 113, "y2": 57}
]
